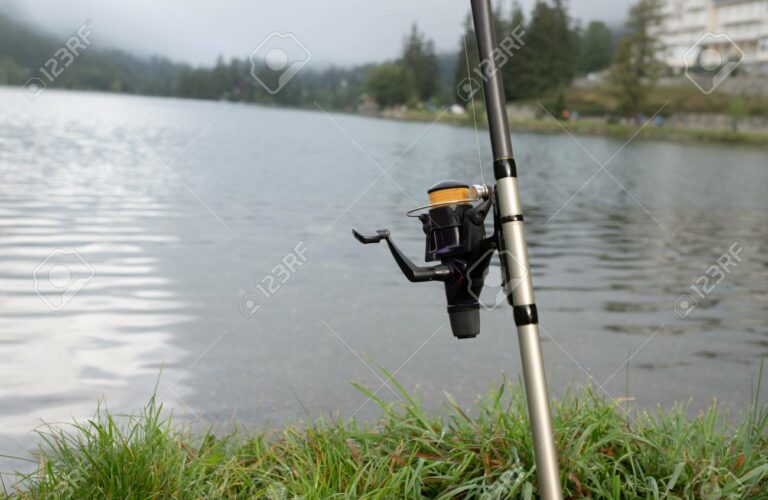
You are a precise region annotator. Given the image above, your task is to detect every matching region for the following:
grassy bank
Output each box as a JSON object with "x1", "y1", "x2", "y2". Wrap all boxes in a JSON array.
[
  {"x1": 4, "y1": 376, "x2": 767, "y2": 499},
  {"x1": 561, "y1": 85, "x2": 768, "y2": 118},
  {"x1": 382, "y1": 110, "x2": 768, "y2": 148},
  {"x1": 507, "y1": 118, "x2": 768, "y2": 147}
]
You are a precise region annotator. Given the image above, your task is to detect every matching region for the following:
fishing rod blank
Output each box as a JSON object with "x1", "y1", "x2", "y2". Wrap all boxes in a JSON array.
[
  {"x1": 353, "y1": 0, "x2": 562, "y2": 497},
  {"x1": 470, "y1": 0, "x2": 562, "y2": 497}
]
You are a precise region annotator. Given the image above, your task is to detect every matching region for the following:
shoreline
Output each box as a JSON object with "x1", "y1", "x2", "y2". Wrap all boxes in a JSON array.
[
  {"x1": 366, "y1": 109, "x2": 768, "y2": 148},
  {"x1": 6, "y1": 84, "x2": 767, "y2": 147}
]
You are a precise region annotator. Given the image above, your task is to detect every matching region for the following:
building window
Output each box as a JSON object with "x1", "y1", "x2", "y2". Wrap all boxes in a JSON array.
[{"x1": 760, "y1": 38, "x2": 768, "y2": 53}]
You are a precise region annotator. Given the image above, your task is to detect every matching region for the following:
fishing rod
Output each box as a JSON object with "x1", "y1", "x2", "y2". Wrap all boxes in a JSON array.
[{"x1": 353, "y1": 0, "x2": 562, "y2": 497}]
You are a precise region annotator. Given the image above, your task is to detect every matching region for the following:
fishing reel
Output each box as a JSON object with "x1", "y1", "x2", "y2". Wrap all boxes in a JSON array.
[{"x1": 353, "y1": 180, "x2": 499, "y2": 339}]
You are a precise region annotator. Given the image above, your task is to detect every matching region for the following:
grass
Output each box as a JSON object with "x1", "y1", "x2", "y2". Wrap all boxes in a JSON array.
[{"x1": 3, "y1": 373, "x2": 768, "y2": 499}]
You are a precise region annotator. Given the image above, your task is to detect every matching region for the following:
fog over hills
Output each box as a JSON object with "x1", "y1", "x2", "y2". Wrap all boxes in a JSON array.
[{"x1": 3, "y1": 0, "x2": 630, "y2": 66}]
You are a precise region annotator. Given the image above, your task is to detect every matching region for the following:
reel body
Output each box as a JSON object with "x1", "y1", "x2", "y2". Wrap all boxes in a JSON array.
[{"x1": 353, "y1": 180, "x2": 497, "y2": 339}]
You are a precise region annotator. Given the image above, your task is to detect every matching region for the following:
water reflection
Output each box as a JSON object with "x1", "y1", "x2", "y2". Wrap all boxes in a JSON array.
[
  {"x1": 0, "y1": 90, "x2": 194, "y2": 473},
  {"x1": 0, "y1": 88, "x2": 767, "y2": 472}
]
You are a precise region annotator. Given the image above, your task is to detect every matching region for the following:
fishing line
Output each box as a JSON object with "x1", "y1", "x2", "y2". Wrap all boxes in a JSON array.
[{"x1": 463, "y1": 34, "x2": 485, "y2": 187}]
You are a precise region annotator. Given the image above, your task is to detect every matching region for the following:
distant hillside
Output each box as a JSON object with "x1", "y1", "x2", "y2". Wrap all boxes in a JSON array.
[
  {"x1": 0, "y1": 12, "x2": 188, "y2": 95},
  {"x1": 0, "y1": 12, "x2": 387, "y2": 109},
  {"x1": 0, "y1": 11, "x2": 463, "y2": 111}
]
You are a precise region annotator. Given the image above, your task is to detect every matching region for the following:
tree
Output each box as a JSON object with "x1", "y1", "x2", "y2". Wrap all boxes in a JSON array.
[
  {"x1": 727, "y1": 97, "x2": 749, "y2": 132},
  {"x1": 454, "y1": 0, "x2": 579, "y2": 102},
  {"x1": 501, "y1": 1, "x2": 530, "y2": 100},
  {"x1": 609, "y1": 0, "x2": 664, "y2": 116},
  {"x1": 400, "y1": 24, "x2": 439, "y2": 102},
  {"x1": 0, "y1": 57, "x2": 24, "y2": 84},
  {"x1": 364, "y1": 63, "x2": 414, "y2": 108},
  {"x1": 578, "y1": 21, "x2": 614, "y2": 74},
  {"x1": 518, "y1": 0, "x2": 579, "y2": 98}
]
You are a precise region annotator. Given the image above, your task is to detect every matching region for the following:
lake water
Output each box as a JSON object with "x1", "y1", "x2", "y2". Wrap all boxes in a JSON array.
[{"x1": 1, "y1": 87, "x2": 767, "y2": 470}]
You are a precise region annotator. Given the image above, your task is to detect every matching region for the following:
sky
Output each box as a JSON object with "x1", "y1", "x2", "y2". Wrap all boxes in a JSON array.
[{"x1": 6, "y1": 0, "x2": 633, "y2": 67}]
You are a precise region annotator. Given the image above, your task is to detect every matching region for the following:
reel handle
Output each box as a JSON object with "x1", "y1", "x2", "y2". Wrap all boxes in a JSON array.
[
  {"x1": 352, "y1": 228, "x2": 389, "y2": 244},
  {"x1": 352, "y1": 229, "x2": 450, "y2": 283}
]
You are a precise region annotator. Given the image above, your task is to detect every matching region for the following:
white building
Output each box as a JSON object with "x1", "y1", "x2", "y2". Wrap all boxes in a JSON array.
[{"x1": 655, "y1": 0, "x2": 768, "y2": 71}]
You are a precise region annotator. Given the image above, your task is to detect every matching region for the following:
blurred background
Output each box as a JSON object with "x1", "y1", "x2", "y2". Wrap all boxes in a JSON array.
[{"x1": 0, "y1": 0, "x2": 767, "y2": 476}]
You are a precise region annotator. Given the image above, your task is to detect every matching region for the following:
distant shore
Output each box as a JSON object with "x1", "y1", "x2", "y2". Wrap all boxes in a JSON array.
[
  {"x1": 368, "y1": 109, "x2": 768, "y2": 147},
  {"x1": 8, "y1": 82, "x2": 767, "y2": 147}
]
